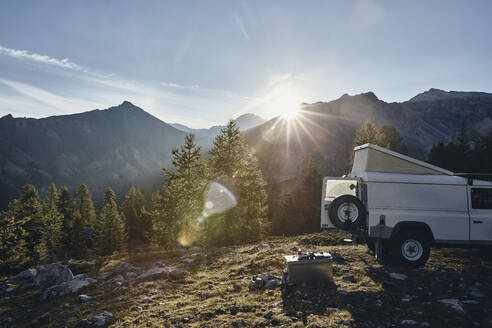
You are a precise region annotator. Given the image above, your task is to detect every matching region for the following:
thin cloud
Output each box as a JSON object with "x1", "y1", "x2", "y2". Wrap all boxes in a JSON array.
[
  {"x1": 0, "y1": 45, "x2": 259, "y2": 127},
  {"x1": 0, "y1": 44, "x2": 84, "y2": 71},
  {"x1": 232, "y1": 14, "x2": 250, "y2": 41},
  {"x1": 0, "y1": 78, "x2": 101, "y2": 115}
]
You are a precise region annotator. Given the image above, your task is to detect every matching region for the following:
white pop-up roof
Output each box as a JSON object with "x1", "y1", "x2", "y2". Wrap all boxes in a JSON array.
[{"x1": 351, "y1": 143, "x2": 454, "y2": 176}]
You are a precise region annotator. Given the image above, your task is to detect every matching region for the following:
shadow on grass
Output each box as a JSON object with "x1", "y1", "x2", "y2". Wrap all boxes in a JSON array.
[{"x1": 279, "y1": 248, "x2": 492, "y2": 327}]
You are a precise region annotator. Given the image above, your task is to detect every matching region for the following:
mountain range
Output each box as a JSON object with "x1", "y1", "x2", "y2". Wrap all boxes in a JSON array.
[
  {"x1": 244, "y1": 88, "x2": 492, "y2": 180},
  {"x1": 1, "y1": 88, "x2": 492, "y2": 209},
  {"x1": 171, "y1": 113, "x2": 265, "y2": 137}
]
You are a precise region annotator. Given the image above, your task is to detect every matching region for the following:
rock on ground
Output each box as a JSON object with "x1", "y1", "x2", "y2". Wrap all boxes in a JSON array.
[
  {"x1": 12, "y1": 268, "x2": 36, "y2": 281},
  {"x1": 34, "y1": 263, "x2": 74, "y2": 289},
  {"x1": 78, "y1": 311, "x2": 113, "y2": 327},
  {"x1": 168, "y1": 268, "x2": 188, "y2": 280},
  {"x1": 136, "y1": 267, "x2": 168, "y2": 281},
  {"x1": 389, "y1": 272, "x2": 408, "y2": 280},
  {"x1": 438, "y1": 299, "x2": 466, "y2": 315},
  {"x1": 41, "y1": 276, "x2": 96, "y2": 300}
]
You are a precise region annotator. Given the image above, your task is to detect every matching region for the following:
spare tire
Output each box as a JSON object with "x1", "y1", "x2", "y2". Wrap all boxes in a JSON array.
[{"x1": 328, "y1": 195, "x2": 366, "y2": 231}]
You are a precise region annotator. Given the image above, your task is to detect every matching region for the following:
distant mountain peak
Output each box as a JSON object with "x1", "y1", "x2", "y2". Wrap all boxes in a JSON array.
[
  {"x1": 120, "y1": 100, "x2": 135, "y2": 106},
  {"x1": 409, "y1": 88, "x2": 492, "y2": 102},
  {"x1": 1, "y1": 114, "x2": 13, "y2": 120},
  {"x1": 338, "y1": 91, "x2": 380, "y2": 102}
]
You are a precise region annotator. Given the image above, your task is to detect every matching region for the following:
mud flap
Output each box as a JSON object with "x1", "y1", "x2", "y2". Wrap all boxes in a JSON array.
[{"x1": 374, "y1": 238, "x2": 389, "y2": 264}]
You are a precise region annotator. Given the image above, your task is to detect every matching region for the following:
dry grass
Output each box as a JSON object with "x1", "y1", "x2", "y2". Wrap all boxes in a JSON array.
[{"x1": 2, "y1": 232, "x2": 492, "y2": 327}]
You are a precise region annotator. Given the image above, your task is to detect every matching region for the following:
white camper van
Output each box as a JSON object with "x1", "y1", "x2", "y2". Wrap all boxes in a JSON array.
[{"x1": 321, "y1": 143, "x2": 492, "y2": 266}]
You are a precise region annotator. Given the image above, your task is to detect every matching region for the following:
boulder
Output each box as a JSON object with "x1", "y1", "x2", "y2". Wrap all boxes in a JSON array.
[
  {"x1": 169, "y1": 268, "x2": 188, "y2": 280},
  {"x1": 41, "y1": 277, "x2": 96, "y2": 300},
  {"x1": 250, "y1": 274, "x2": 281, "y2": 290},
  {"x1": 140, "y1": 297, "x2": 151, "y2": 303},
  {"x1": 13, "y1": 268, "x2": 36, "y2": 281},
  {"x1": 79, "y1": 294, "x2": 92, "y2": 302},
  {"x1": 67, "y1": 277, "x2": 96, "y2": 293},
  {"x1": 78, "y1": 311, "x2": 114, "y2": 327},
  {"x1": 389, "y1": 272, "x2": 408, "y2": 281},
  {"x1": 125, "y1": 272, "x2": 137, "y2": 280},
  {"x1": 401, "y1": 320, "x2": 418, "y2": 325},
  {"x1": 136, "y1": 267, "x2": 168, "y2": 281},
  {"x1": 247, "y1": 243, "x2": 272, "y2": 254},
  {"x1": 438, "y1": 299, "x2": 466, "y2": 315},
  {"x1": 34, "y1": 263, "x2": 73, "y2": 289},
  {"x1": 98, "y1": 272, "x2": 111, "y2": 280}
]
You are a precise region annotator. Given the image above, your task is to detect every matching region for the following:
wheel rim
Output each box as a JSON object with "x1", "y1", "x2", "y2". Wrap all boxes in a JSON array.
[
  {"x1": 401, "y1": 239, "x2": 423, "y2": 261},
  {"x1": 337, "y1": 202, "x2": 359, "y2": 223}
]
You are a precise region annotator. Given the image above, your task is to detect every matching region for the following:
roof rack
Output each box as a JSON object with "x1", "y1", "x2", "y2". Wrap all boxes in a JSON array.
[{"x1": 454, "y1": 173, "x2": 492, "y2": 182}]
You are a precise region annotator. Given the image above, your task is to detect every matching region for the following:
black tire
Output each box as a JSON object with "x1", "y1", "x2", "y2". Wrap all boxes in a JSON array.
[
  {"x1": 392, "y1": 231, "x2": 430, "y2": 267},
  {"x1": 328, "y1": 195, "x2": 366, "y2": 231}
]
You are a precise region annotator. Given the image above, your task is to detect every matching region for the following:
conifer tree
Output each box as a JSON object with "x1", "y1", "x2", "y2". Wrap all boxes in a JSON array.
[
  {"x1": 201, "y1": 121, "x2": 269, "y2": 246},
  {"x1": 7, "y1": 185, "x2": 44, "y2": 264},
  {"x1": 98, "y1": 187, "x2": 126, "y2": 254},
  {"x1": 72, "y1": 184, "x2": 96, "y2": 256},
  {"x1": 57, "y1": 186, "x2": 74, "y2": 253},
  {"x1": 121, "y1": 186, "x2": 151, "y2": 249},
  {"x1": 152, "y1": 134, "x2": 206, "y2": 247},
  {"x1": 0, "y1": 211, "x2": 29, "y2": 270},
  {"x1": 353, "y1": 120, "x2": 379, "y2": 147},
  {"x1": 352, "y1": 120, "x2": 407, "y2": 164},
  {"x1": 42, "y1": 183, "x2": 63, "y2": 260}
]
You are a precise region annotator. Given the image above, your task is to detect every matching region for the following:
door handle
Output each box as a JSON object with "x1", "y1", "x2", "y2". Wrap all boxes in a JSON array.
[{"x1": 473, "y1": 220, "x2": 483, "y2": 224}]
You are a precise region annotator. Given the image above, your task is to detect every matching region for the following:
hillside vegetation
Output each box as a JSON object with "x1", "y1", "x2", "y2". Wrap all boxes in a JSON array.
[{"x1": 1, "y1": 231, "x2": 491, "y2": 327}]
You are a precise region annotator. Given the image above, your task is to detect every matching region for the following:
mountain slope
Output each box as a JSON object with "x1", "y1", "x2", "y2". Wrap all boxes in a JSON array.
[
  {"x1": 409, "y1": 88, "x2": 492, "y2": 102},
  {"x1": 0, "y1": 101, "x2": 187, "y2": 209},
  {"x1": 171, "y1": 113, "x2": 265, "y2": 137},
  {"x1": 245, "y1": 90, "x2": 492, "y2": 180}
]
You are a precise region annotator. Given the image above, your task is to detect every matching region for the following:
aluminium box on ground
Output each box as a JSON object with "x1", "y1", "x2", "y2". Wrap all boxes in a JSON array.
[{"x1": 283, "y1": 252, "x2": 333, "y2": 285}]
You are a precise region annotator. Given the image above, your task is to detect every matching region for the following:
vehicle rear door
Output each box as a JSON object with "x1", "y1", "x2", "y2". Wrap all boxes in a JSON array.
[
  {"x1": 320, "y1": 177, "x2": 360, "y2": 229},
  {"x1": 469, "y1": 186, "x2": 492, "y2": 241}
]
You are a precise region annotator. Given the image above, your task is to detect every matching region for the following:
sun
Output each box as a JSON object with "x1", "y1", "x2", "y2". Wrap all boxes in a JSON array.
[{"x1": 281, "y1": 105, "x2": 300, "y2": 120}]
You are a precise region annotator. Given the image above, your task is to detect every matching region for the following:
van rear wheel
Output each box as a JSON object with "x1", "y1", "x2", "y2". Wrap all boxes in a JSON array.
[
  {"x1": 392, "y1": 231, "x2": 430, "y2": 267},
  {"x1": 328, "y1": 195, "x2": 366, "y2": 231}
]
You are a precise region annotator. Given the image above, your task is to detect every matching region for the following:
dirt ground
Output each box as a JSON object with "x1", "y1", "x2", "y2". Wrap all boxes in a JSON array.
[{"x1": 1, "y1": 231, "x2": 492, "y2": 327}]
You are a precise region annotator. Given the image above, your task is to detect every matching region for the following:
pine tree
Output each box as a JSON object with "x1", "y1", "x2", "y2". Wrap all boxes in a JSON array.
[
  {"x1": 8, "y1": 185, "x2": 44, "y2": 264},
  {"x1": 202, "y1": 121, "x2": 269, "y2": 246},
  {"x1": 42, "y1": 183, "x2": 63, "y2": 260},
  {"x1": 0, "y1": 211, "x2": 29, "y2": 270},
  {"x1": 377, "y1": 125, "x2": 408, "y2": 154},
  {"x1": 98, "y1": 187, "x2": 126, "y2": 255},
  {"x1": 151, "y1": 134, "x2": 207, "y2": 247},
  {"x1": 72, "y1": 184, "x2": 96, "y2": 256},
  {"x1": 353, "y1": 121, "x2": 407, "y2": 162},
  {"x1": 121, "y1": 186, "x2": 151, "y2": 249},
  {"x1": 353, "y1": 120, "x2": 379, "y2": 147},
  {"x1": 57, "y1": 186, "x2": 74, "y2": 254}
]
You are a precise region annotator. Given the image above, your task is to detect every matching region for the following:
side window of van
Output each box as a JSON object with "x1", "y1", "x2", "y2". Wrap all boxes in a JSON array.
[{"x1": 471, "y1": 188, "x2": 492, "y2": 209}]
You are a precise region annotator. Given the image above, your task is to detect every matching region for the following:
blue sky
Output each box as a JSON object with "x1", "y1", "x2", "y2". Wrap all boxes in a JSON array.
[{"x1": 0, "y1": 1, "x2": 491, "y2": 127}]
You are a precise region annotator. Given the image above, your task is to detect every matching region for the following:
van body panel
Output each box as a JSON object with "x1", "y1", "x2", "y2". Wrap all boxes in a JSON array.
[
  {"x1": 320, "y1": 144, "x2": 492, "y2": 245},
  {"x1": 468, "y1": 186, "x2": 492, "y2": 241}
]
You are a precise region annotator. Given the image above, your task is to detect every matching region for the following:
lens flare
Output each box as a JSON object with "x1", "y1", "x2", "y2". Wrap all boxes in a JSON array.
[
  {"x1": 200, "y1": 182, "x2": 238, "y2": 222},
  {"x1": 177, "y1": 182, "x2": 238, "y2": 247}
]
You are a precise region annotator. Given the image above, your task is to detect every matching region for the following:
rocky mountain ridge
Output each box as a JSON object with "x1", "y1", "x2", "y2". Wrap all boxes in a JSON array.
[
  {"x1": 2, "y1": 89, "x2": 492, "y2": 208},
  {"x1": 171, "y1": 113, "x2": 266, "y2": 137}
]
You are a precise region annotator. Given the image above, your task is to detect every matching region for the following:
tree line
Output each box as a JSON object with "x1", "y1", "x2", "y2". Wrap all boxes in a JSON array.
[
  {"x1": 0, "y1": 121, "x2": 269, "y2": 271},
  {"x1": 428, "y1": 126, "x2": 492, "y2": 173},
  {"x1": 0, "y1": 118, "x2": 411, "y2": 271}
]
